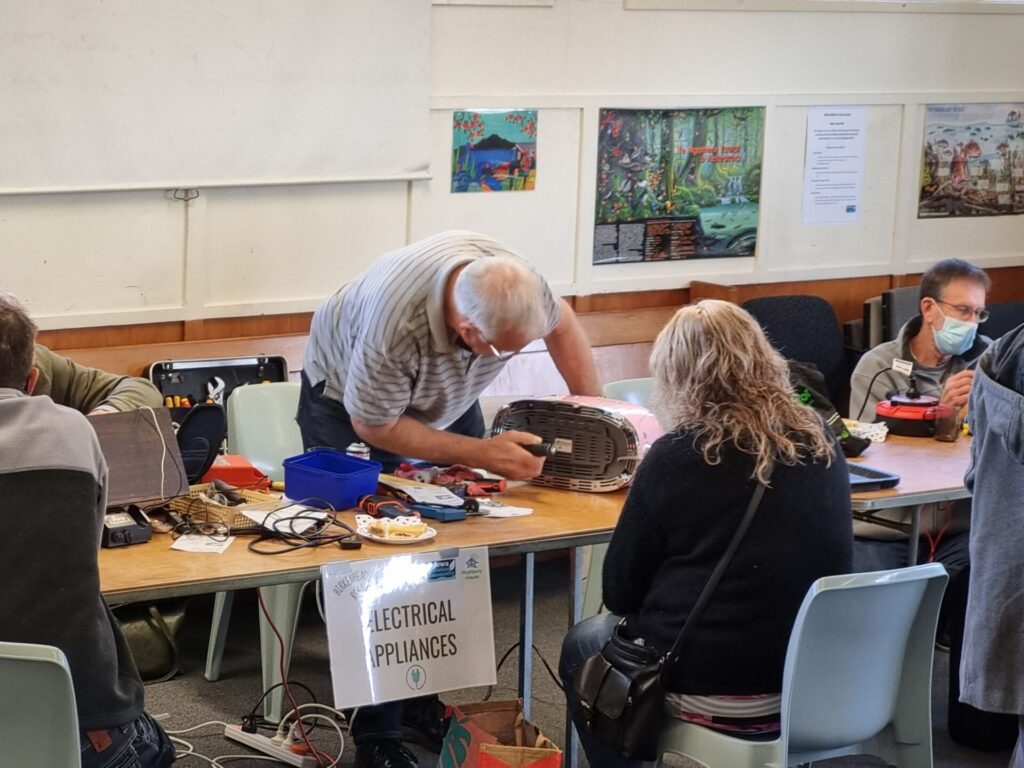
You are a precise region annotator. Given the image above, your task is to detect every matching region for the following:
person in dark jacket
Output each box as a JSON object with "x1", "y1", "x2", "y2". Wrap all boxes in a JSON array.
[
  {"x1": 0, "y1": 296, "x2": 174, "y2": 768},
  {"x1": 961, "y1": 322, "x2": 1024, "y2": 766},
  {"x1": 560, "y1": 300, "x2": 853, "y2": 768}
]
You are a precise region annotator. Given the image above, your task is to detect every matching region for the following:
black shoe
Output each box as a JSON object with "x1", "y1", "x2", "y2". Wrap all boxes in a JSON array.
[
  {"x1": 355, "y1": 739, "x2": 419, "y2": 768},
  {"x1": 400, "y1": 695, "x2": 448, "y2": 753}
]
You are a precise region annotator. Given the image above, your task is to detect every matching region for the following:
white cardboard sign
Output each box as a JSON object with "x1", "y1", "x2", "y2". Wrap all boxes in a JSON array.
[{"x1": 320, "y1": 547, "x2": 495, "y2": 708}]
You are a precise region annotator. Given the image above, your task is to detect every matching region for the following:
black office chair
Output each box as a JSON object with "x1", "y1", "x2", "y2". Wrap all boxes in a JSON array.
[
  {"x1": 742, "y1": 295, "x2": 855, "y2": 410},
  {"x1": 980, "y1": 301, "x2": 1024, "y2": 341}
]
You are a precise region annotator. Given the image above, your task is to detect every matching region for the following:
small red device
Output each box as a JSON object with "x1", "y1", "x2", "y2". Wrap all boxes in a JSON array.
[{"x1": 875, "y1": 394, "x2": 941, "y2": 438}]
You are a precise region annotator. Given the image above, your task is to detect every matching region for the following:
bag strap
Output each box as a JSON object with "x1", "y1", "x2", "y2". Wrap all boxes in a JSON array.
[{"x1": 663, "y1": 468, "x2": 772, "y2": 664}]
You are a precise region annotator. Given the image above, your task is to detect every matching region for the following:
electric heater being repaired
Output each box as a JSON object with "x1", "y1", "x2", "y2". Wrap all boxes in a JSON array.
[{"x1": 491, "y1": 396, "x2": 664, "y2": 492}]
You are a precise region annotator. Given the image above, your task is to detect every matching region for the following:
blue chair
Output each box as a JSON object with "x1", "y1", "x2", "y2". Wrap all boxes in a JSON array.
[
  {"x1": 0, "y1": 641, "x2": 81, "y2": 767},
  {"x1": 655, "y1": 563, "x2": 948, "y2": 768}
]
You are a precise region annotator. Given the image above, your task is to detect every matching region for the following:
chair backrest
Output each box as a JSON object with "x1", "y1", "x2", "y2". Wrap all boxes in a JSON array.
[
  {"x1": 602, "y1": 377, "x2": 655, "y2": 409},
  {"x1": 980, "y1": 300, "x2": 1024, "y2": 341},
  {"x1": 741, "y1": 295, "x2": 846, "y2": 404},
  {"x1": 227, "y1": 382, "x2": 303, "y2": 482},
  {"x1": 782, "y1": 563, "x2": 948, "y2": 754},
  {"x1": 0, "y1": 641, "x2": 81, "y2": 767},
  {"x1": 881, "y1": 286, "x2": 920, "y2": 342}
]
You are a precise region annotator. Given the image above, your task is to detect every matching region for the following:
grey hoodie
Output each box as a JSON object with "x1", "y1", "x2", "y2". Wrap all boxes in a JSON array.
[{"x1": 960, "y1": 323, "x2": 1024, "y2": 713}]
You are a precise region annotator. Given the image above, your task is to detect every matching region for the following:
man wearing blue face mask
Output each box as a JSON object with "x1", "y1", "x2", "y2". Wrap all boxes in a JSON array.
[
  {"x1": 851, "y1": 258, "x2": 991, "y2": 420},
  {"x1": 849, "y1": 258, "x2": 991, "y2": 656}
]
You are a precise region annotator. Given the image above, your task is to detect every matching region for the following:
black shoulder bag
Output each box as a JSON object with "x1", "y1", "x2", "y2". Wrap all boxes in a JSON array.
[{"x1": 573, "y1": 475, "x2": 770, "y2": 761}]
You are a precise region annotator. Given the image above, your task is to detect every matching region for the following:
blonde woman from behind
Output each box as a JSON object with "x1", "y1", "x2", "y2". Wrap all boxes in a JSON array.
[{"x1": 560, "y1": 300, "x2": 853, "y2": 768}]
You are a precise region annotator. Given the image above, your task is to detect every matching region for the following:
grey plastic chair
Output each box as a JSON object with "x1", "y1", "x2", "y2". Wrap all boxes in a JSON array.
[
  {"x1": 603, "y1": 377, "x2": 655, "y2": 409},
  {"x1": 0, "y1": 641, "x2": 81, "y2": 767},
  {"x1": 655, "y1": 563, "x2": 949, "y2": 768},
  {"x1": 207, "y1": 382, "x2": 309, "y2": 723}
]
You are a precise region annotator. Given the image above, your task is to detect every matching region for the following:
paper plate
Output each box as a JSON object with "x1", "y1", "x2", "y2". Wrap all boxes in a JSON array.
[{"x1": 354, "y1": 514, "x2": 437, "y2": 545}]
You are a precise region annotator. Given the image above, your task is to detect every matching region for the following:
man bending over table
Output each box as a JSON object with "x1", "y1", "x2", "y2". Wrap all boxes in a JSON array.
[{"x1": 299, "y1": 230, "x2": 601, "y2": 768}]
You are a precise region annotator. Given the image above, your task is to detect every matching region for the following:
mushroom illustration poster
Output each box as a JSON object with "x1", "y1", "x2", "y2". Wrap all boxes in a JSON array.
[
  {"x1": 919, "y1": 103, "x2": 1024, "y2": 218},
  {"x1": 451, "y1": 109, "x2": 537, "y2": 193},
  {"x1": 593, "y1": 107, "x2": 765, "y2": 264}
]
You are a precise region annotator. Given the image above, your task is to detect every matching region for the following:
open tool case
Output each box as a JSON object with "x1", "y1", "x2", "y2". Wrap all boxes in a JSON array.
[
  {"x1": 149, "y1": 355, "x2": 288, "y2": 412},
  {"x1": 148, "y1": 355, "x2": 289, "y2": 429}
]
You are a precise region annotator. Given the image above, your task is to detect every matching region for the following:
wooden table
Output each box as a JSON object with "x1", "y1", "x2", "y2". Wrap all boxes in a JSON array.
[
  {"x1": 849, "y1": 433, "x2": 973, "y2": 561},
  {"x1": 100, "y1": 483, "x2": 625, "y2": 721}
]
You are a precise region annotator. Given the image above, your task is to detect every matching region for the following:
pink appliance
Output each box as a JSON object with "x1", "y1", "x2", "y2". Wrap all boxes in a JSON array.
[{"x1": 491, "y1": 395, "x2": 665, "y2": 492}]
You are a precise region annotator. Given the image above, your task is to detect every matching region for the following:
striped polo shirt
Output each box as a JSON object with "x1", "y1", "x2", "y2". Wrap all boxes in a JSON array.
[{"x1": 303, "y1": 231, "x2": 561, "y2": 429}]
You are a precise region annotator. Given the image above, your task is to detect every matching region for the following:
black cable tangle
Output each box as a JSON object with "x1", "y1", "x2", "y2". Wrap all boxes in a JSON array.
[
  {"x1": 245, "y1": 499, "x2": 361, "y2": 554},
  {"x1": 165, "y1": 495, "x2": 232, "y2": 541}
]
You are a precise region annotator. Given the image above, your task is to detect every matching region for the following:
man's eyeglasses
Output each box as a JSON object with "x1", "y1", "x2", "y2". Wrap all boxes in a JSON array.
[
  {"x1": 934, "y1": 299, "x2": 990, "y2": 323},
  {"x1": 488, "y1": 343, "x2": 517, "y2": 362}
]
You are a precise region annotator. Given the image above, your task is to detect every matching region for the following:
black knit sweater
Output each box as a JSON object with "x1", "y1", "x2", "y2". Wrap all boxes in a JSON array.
[{"x1": 603, "y1": 429, "x2": 853, "y2": 695}]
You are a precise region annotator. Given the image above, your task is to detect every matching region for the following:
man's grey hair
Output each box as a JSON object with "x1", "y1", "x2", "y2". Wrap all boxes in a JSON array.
[{"x1": 453, "y1": 256, "x2": 548, "y2": 341}]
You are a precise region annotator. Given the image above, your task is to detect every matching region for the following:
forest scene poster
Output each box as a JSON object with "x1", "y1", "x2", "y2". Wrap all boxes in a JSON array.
[
  {"x1": 593, "y1": 107, "x2": 765, "y2": 264},
  {"x1": 919, "y1": 102, "x2": 1024, "y2": 218}
]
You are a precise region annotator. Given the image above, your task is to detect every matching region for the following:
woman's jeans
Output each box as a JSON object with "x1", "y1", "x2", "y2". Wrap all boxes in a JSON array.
[{"x1": 559, "y1": 613, "x2": 643, "y2": 768}]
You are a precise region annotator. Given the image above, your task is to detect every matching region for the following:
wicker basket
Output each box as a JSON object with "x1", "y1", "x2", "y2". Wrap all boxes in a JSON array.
[{"x1": 169, "y1": 483, "x2": 282, "y2": 522}]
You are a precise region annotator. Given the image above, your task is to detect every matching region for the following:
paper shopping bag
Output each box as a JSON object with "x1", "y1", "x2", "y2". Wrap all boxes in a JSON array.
[{"x1": 438, "y1": 700, "x2": 561, "y2": 768}]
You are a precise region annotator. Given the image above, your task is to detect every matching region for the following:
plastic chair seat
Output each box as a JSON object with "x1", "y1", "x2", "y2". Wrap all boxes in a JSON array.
[
  {"x1": 0, "y1": 641, "x2": 81, "y2": 767},
  {"x1": 655, "y1": 563, "x2": 948, "y2": 768}
]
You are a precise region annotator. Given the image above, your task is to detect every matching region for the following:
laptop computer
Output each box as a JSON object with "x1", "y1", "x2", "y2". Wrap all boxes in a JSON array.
[
  {"x1": 87, "y1": 408, "x2": 189, "y2": 508},
  {"x1": 848, "y1": 462, "x2": 901, "y2": 492}
]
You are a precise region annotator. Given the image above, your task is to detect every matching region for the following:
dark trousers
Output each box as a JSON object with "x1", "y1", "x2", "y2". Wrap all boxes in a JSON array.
[
  {"x1": 81, "y1": 712, "x2": 175, "y2": 768},
  {"x1": 296, "y1": 371, "x2": 484, "y2": 744}
]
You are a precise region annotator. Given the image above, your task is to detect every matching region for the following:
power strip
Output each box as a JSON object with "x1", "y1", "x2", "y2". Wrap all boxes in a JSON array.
[{"x1": 223, "y1": 724, "x2": 318, "y2": 768}]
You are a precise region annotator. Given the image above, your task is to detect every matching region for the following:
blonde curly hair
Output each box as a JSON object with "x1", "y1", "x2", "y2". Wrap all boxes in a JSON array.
[{"x1": 650, "y1": 299, "x2": 834, "y2": 484}]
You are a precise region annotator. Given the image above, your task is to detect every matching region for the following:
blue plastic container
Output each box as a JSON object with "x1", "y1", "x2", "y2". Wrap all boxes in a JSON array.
[{"x1": 282, "y1": 448, "x2": 382, "y2": 510}]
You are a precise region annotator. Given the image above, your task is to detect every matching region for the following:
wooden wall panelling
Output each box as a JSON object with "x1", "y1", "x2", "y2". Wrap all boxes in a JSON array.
[
  {"x1": 572, "y1": 288, "x2": 688, "y2": 313},
  {"x1": 59, "y1": 335, "x2": 309, "y2": 379},
  {"x1": 690, "y1": 276, "x2": 894, "y2": 326},
  {"x1": 38, "y1": 321, "x2": 185, "y2": 351},
  {"x1": 576, "y1": 307, "x2": 676, "y2": 347}
]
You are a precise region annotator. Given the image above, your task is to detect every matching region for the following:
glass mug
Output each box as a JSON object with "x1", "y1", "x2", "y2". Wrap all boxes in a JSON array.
[{"x1": 933, "y1": 404, "x2": 964, "y2": 442}]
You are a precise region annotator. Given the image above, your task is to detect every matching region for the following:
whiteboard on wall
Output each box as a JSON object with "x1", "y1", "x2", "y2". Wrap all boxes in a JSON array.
[{"x1": 0, "y1": 0, "x2": 430, "y2": 193}]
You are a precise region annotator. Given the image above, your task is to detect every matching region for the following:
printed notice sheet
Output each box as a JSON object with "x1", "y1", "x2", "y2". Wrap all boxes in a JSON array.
[{"x1": 802, "y1": 107, "x2": 866, "y2": 225}]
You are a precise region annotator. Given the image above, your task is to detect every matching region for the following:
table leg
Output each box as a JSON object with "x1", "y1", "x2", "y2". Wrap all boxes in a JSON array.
[
  {"x1": 518, "y1": 552, "x2": 535, "y2": 721},
  {"x1": 204, "y1": 590, "x2": 235, "y2": 681},
  {"x1": 907, "y1": 504, "x2": 922, "y2": 564},
  {"x1": 565, "y1": 546, "x2": 587, "y2": 768},
  {"x1": 258, "y1": 581, "x2": 308, "y2": 722}
]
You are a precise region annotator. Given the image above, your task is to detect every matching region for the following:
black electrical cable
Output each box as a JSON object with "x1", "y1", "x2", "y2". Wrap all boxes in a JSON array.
[
  {"x1": 484, "y1": 642, "x2": 564, "y2": 700},
  {"x1": 854, "y1": 366, "x2": 909, "y2": 422}
]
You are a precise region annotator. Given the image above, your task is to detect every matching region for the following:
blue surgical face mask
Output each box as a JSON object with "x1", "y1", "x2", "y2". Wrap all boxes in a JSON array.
[{"x1": 932, "y1": 308, "x2": 978, "y2": 356}]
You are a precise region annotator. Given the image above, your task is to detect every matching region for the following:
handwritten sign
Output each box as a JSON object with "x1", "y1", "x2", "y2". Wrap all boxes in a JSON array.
[{"x1": 320, "y1": 548, "x2": 495, "y2": 707}]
